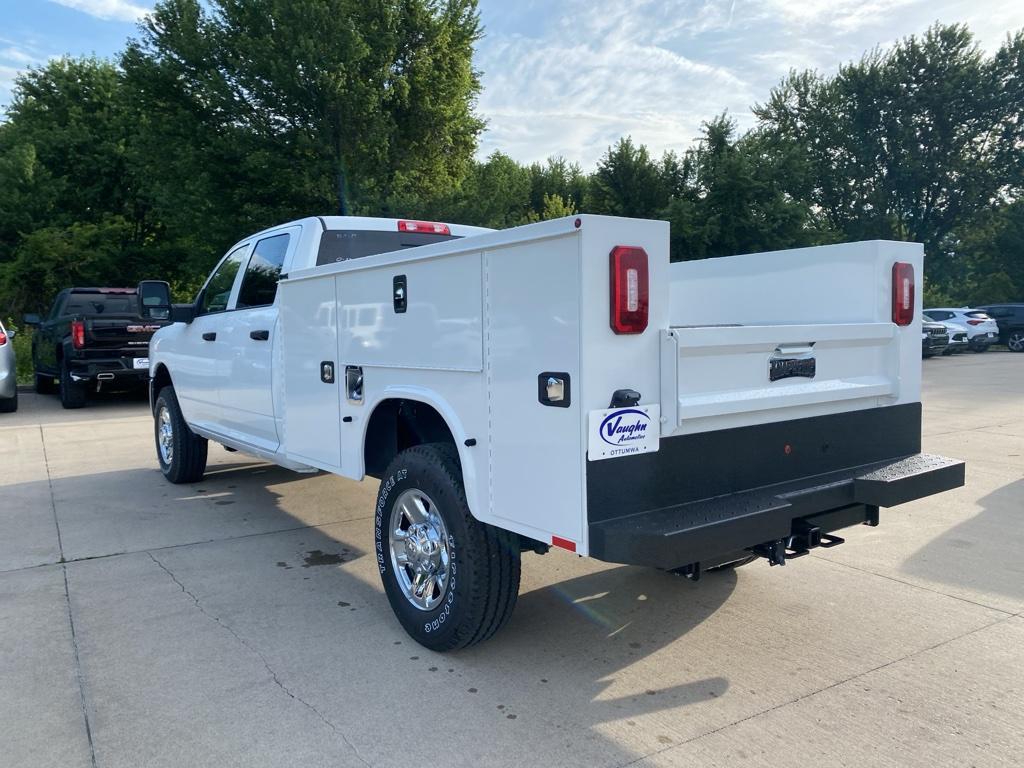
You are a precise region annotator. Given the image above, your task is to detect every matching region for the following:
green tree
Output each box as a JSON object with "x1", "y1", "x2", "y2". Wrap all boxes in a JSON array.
[
  {"x1": 123, "y1": 0, "x2": 484, "y2": 241},
  {"x1": 755, "y1": 24, "x2": 1024, "y2": 287},
  {"x1": 586, "y1": 137, "x2": 671, "y2": 217}
]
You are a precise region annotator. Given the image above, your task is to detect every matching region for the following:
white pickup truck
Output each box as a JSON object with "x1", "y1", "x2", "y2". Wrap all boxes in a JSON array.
[{"x1": 149, "y1": 215, "x2": 964, "y2": 650}]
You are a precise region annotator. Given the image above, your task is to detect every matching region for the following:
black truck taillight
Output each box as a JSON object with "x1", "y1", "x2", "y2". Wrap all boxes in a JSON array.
[
  {"x1": 891, "y1": 262, "x2": 914, "y2": 327},
  {"x1": 71, "y1": 320, "x2": 86, "y2": 349},
  {"x1": 610, "y1": 246, "x2": 649, "y2": 334}
]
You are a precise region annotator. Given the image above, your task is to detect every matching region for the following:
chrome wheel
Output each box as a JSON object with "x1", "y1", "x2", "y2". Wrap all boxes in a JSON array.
[
  {"x1": 1009, "y1": 332, "x2": 1024, "y2": 353},
  {"x1": 388, "y1": 489, "x2": 451, "y2": 611},
  {"x1": 157, "y1": 405, "x2": 174, "y2": 465}
]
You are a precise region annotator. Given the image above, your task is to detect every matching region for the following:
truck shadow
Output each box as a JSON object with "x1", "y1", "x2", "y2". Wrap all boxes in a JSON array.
[
  {"x1": 3, "y1": 453, "x2": 736, "y2": 766},
  {"x1": 900, "y1": 477, "x2": 1024, "y2": 603}
]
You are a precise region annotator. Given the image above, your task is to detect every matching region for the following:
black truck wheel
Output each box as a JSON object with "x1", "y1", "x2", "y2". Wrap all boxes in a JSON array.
[
  {"x1": 375, "y1": 443, "x2": 520, "y2": 651},
  {"x1": 154, "y1": 385, "x2": 208, "y2": 484},
  {"x1": 35, "y1": 372, "x2": 56, "y2": 394},
  {"x1": 0, "y1": 390, "x2": 16, "y2": 413},
  {"x1": 59, "y1": 360, "x2": 87, "y2": 409}
]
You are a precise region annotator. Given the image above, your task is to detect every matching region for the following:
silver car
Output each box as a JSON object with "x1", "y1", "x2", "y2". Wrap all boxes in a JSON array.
[{"x1": 0, "y1": 318, "x2": 18, "y2": 412}]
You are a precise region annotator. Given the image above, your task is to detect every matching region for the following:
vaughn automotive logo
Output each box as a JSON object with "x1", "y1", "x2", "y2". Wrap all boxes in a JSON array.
[{"x1": 588, "y1": 404, "x2": 660, "y2": 461}]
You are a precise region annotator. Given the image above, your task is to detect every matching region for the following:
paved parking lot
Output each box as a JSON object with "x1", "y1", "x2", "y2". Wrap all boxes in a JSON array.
[{"x1": 1, "y1": 353, "x2": 1022, "y2": 768}]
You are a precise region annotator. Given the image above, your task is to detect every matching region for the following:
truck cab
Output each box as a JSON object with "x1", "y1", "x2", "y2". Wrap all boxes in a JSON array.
[{"x1": 149, "y1": 214, "x2": 964, "y2": 651}]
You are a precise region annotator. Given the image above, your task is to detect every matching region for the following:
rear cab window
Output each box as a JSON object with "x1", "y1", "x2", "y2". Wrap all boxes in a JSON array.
[
  {"x1": 316, "y1": 230, "x2": 459, "y2": 265},
  {"x1": 237, "y1": 233, "x2": 290, "y2": 308},
  {"x1": 64, "y1": 293, "x2": 137, "y2": 315}
]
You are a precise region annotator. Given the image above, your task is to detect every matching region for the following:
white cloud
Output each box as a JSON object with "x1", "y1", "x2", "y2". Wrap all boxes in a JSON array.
[
  {"x1": 47, "y1": 0, "x2": 150, "y2": 22},
  {"x1": 475, "y1": 0, "x2": 1024, "y2": 168}
]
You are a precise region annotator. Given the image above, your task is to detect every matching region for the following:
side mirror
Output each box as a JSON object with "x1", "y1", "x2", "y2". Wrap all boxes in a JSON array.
[
  {"x1": 138, "y1": 280, "x2": 172, "y2": 320},
  {"x1": 22, "y1": 313, "x2": 41, "y2": 327},
  {"x1": 171, "y1": 304, "x2": 197, "y2": 324},
  {"x1": 6, "y1": 328, "x2": 15, "y2": 339}
]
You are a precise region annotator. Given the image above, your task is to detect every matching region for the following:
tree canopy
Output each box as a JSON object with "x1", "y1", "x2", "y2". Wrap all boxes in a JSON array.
[{"x1": 1, "y1": 18, "x2": 1021, "y2": 317}]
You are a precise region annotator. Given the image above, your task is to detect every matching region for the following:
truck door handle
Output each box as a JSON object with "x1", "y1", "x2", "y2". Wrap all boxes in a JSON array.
[
  {"x1": 202, "y1": 332, "x2": 216, "y2": 341},
  {"x1": 250, "y1": 330, "x2": 270, "y2": 341}
]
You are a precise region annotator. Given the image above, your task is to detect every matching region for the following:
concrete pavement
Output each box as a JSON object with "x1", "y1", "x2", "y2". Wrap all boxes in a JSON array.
[{"x1": 1, "y1": 352, "x2": 1021, "y2": 767}]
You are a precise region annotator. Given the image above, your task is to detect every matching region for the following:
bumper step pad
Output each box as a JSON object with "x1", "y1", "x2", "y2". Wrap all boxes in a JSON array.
[{"x1": 589, "y1": 453, "x2": 964, "y2": 569}]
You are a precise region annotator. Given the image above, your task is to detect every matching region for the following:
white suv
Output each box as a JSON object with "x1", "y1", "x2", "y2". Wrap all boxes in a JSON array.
[{"x1": 923, "y1": 308, "x2": 1000, "y2": 352}]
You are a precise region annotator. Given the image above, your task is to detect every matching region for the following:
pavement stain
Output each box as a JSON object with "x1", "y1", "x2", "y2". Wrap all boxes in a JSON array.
[{"x1": 302, "y1": 549, "x2": 350, "y2": 567}]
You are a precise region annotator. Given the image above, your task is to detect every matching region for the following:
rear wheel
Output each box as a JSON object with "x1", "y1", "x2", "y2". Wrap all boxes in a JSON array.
[
  {"x1": 375, "y1": 443, "x2": 520, "y2": 651},
  {"x1": 154, "y1": 385, "x2": 208, "y2": 484},
  {"x1": 1008, "y1": 331, "x2": 1024, "y2": 353},
  {"x1": 970, "y1": 342, "x2": 988, "y2": 353},
  {"x1": 0, "y1": 390, "x2": 16, "y2": 413},
  {"x1": 59, "y1": 360, "x2": 86, "y2": 409}
]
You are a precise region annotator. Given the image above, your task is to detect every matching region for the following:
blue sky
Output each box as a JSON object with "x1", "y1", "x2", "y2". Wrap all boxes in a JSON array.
[{"x1": 2, "y1": 0, "x2": 1023, "y2": 168}]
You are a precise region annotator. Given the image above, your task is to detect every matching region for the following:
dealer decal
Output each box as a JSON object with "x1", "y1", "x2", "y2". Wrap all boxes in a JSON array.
[{"x1": 588, "y1": 404, "x2": 660, "y2": 461}]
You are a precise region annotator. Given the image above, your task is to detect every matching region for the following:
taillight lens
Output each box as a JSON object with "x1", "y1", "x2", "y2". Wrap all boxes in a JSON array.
[
  {"x1": 71, "y1": 320, "x2": 86, "y2": 349},
  {"x1": 891, "y1": 262, "x2": 914, "y2": 326},
  {"x1": 398, "y1": 220, "x2": 450, "y2": 235},
  {"x1": 610, "y1": 246, "x2": 649, "y2": 334},
  {"x1": 0, "y1": 331, "x2": 6, "y2": 346},
  {"x1": 966, "y1": 319, "x2": 984, "y2": 326}
]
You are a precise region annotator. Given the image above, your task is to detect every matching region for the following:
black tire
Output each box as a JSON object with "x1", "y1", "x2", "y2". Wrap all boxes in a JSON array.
[
  {"x1": 375, "y1": 443, "x2": 520, "y2": 651},
  {"x1": 1007, "y1": 331, "x2": 1024, "y2": 353},
  {"x1": 970, "y1": 343, "x2": 988, "y2": 353},
  {"x1": 154, "y1": 385, "x2": 208, "y2": 484},
  {"x1": 0, "y1": 390, "x2": 16, "y2": 413},
  {"x1": 59, "y1": 360, "x2": 86, "y2": 409},
  {"x1": 34, "y1": 372, "x2": 56, "y2": 394}
]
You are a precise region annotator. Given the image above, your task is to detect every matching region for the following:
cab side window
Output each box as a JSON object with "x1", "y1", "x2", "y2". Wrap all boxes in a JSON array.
[
  {"x1": 199, "y1": 246, "x2": 247, "y2": 315},
  {"x1": 237, "y1": 233, "x2": 290, "y2": 309}
]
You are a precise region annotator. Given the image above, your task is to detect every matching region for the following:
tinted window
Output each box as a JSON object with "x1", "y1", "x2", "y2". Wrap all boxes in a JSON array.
[
  {"x1": 316, "y1": 230, "x2": 458, "y2": 265},
  {"x1": 64, "y1": 293, "x2": 136, "y2": 315},
  {"x1": 237, "y1": 234, "x2": 289, "y2": 309},
  {"x1": 199, "y1": 246, "x2": 247, "y2": 315},
  {"x1": 984, "y1": 307, "x2": 1009, "y2": 318}
]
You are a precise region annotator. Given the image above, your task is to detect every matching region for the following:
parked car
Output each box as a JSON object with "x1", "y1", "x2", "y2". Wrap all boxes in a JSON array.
[
  {"x1": 0, "y1": 318, "x2": 17, "y2": 413},
  {"x1": 923, "y1": 308, "x2": 999, "y2": 352},
  {"x1": 939, "y1": 322, "x2": 968, "y2": 354},
  {"x1": 922, "y1": 321, "x2": 949, "y2": 358},
  {"x1": 148, "y1": 215, "x2": 964, "y2": 650},
  {"x1": 24, "y1": 282, "x2": 172, "y2": 409},
  {"x1": 976, "y1": 304, "x2": 1024, "y2": 352}
]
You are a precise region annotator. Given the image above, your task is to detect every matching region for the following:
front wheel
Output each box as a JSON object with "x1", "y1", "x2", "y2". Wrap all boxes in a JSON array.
[
  {"x1": 1008, "y1": 331, "x2": 1024, "y2": 353},
  {"x1": 375, "y1": 443, "x2": 520, "y2": 651},
  {"x1": 154, "y1": 385, "x2": 208, "y2": 484},
  {"x1": 0, "y1": 391, "x2": 16, "y2": 413}
]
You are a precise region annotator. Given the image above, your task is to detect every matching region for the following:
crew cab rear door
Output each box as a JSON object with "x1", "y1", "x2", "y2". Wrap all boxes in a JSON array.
[{"x1": 216, "y1": 228, "x2": 297, "y2": 452}]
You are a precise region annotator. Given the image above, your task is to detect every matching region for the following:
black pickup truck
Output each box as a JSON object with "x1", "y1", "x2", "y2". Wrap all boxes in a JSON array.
[{"x1": 25, "y1": 282, "x2": 173, "y2": 408}]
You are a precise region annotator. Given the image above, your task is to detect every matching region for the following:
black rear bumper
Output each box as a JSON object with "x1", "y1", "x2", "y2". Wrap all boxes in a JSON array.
[
  {"x1": 586, "y1": 404, "x2": 964, "y2": 570},
  {"x1": 68, "y1": 356, "x2": 148, "y2": 382}
]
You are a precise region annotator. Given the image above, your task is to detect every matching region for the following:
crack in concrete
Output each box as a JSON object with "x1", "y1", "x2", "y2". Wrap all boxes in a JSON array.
[
  {"x1": 0, "y1": 516, "x2": 373, "y2": 577},
  {"x1": 146, "y1": 552, "x2": 371, "y2": 767},
  {"x1": 40, "y1": 425, "x2": 99, "y2": 768},
  {"x1": 616, "y1": 612, "x2": 1019, "y2": 767}
]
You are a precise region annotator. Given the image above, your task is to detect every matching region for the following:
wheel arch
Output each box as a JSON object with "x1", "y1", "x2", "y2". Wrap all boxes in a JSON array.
[
  {"x1": 150, "y1": 363, "x2": 173, "y2": 413},
  {"x1": 361, "y1": 388, "x2": 484, "y2": 519}
]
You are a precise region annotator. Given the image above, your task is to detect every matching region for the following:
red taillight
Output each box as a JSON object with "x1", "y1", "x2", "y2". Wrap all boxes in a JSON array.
[
  {"x1": 891, "y1": 262, "x2": 914, "y2": 327},
  {"x1": 0, "y1": 331, "x2": 6, "y2": 346},
  {"x1": 610, "y1": 246, "x2": 649, "y2": 334},
  {"x1": 966, "y1": 319, "x2": 984, "y2": 326},
  {"x1": 397, "y1": 220, "x2": 450, "y2": 235},
  {"x1": 71, "y1": 320, "x2": 86, "y2": 349}
]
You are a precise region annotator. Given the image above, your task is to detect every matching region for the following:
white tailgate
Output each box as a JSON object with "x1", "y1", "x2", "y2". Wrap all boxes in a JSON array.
[
  {"x1": 660, "y1": 322, "x2": 900, "y2": 433},
  {"x1": 663, "y1": 240, "x2": 923, "y2": 435}
]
